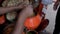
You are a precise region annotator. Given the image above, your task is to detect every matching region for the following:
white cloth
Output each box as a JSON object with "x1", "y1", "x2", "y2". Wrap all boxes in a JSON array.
[
  {"x1": 42, "y1": 0, "x2": 53, "y2": 5},
  {"x1": 42, "y1": 0, "x2": 53, "y2": 14},
  {"x1": 42, "y1": 6, "x2": 47, "y2": 14}
]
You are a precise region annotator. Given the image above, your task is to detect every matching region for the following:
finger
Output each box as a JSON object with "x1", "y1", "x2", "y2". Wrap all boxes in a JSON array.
[
  {"x1": 53, "y1": 6, "x2": 57, "y2": 11},
  {"x1": 18, "y1": 2, "x2": 29, "y2": 9}
]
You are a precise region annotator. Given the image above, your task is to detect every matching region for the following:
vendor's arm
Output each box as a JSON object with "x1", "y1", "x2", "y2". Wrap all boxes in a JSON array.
[
  {"x1": 0, "y1": 3, "x2": 26, "y2": 14},
  {"x1": 12, "y1": 5, "x2": 34, "y2": 34}
]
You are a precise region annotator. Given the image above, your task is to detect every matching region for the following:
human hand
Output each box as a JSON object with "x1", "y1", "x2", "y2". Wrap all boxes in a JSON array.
[
  {"x1": 53, "y1": 1, "x2": 59, "y2": 11},
  {"x1": 21, "y1": 5, "x2": 34, "y2": 17},
  {"x1": 18, "y1": 3, "x2": 27, "y2": 9}
]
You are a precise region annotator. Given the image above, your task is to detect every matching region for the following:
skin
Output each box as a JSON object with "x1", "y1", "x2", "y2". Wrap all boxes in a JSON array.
[
  {"x1": 0, "y1": 7, "x2": 19, "y2": 14},
  {"x1": 0, "y1": 1, "x2": 34, "y2": 34},
  {"x1": 53, "y1": 0, "x2": 60, "y2": 10},
  {"x1": 11, "y1": 5, "x2": 34, "y2": 34},
  {"x1": 0, "y1": 3, "x2": 26, "y2": 15}
]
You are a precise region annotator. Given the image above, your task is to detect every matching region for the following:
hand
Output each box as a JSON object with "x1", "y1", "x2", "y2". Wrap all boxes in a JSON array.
[
  {"x1": 53, "y1": 4, "x2": 58, "y2": 11},
  {"x1": 21, "y1": 5, "x2": 34, "y2": 17},
  {"x1": 18, "y1": 2, "x2": 28, "y2": 9},
  {"x1": 53, "y1": 1, "x2": 59, "y2": 11}
]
